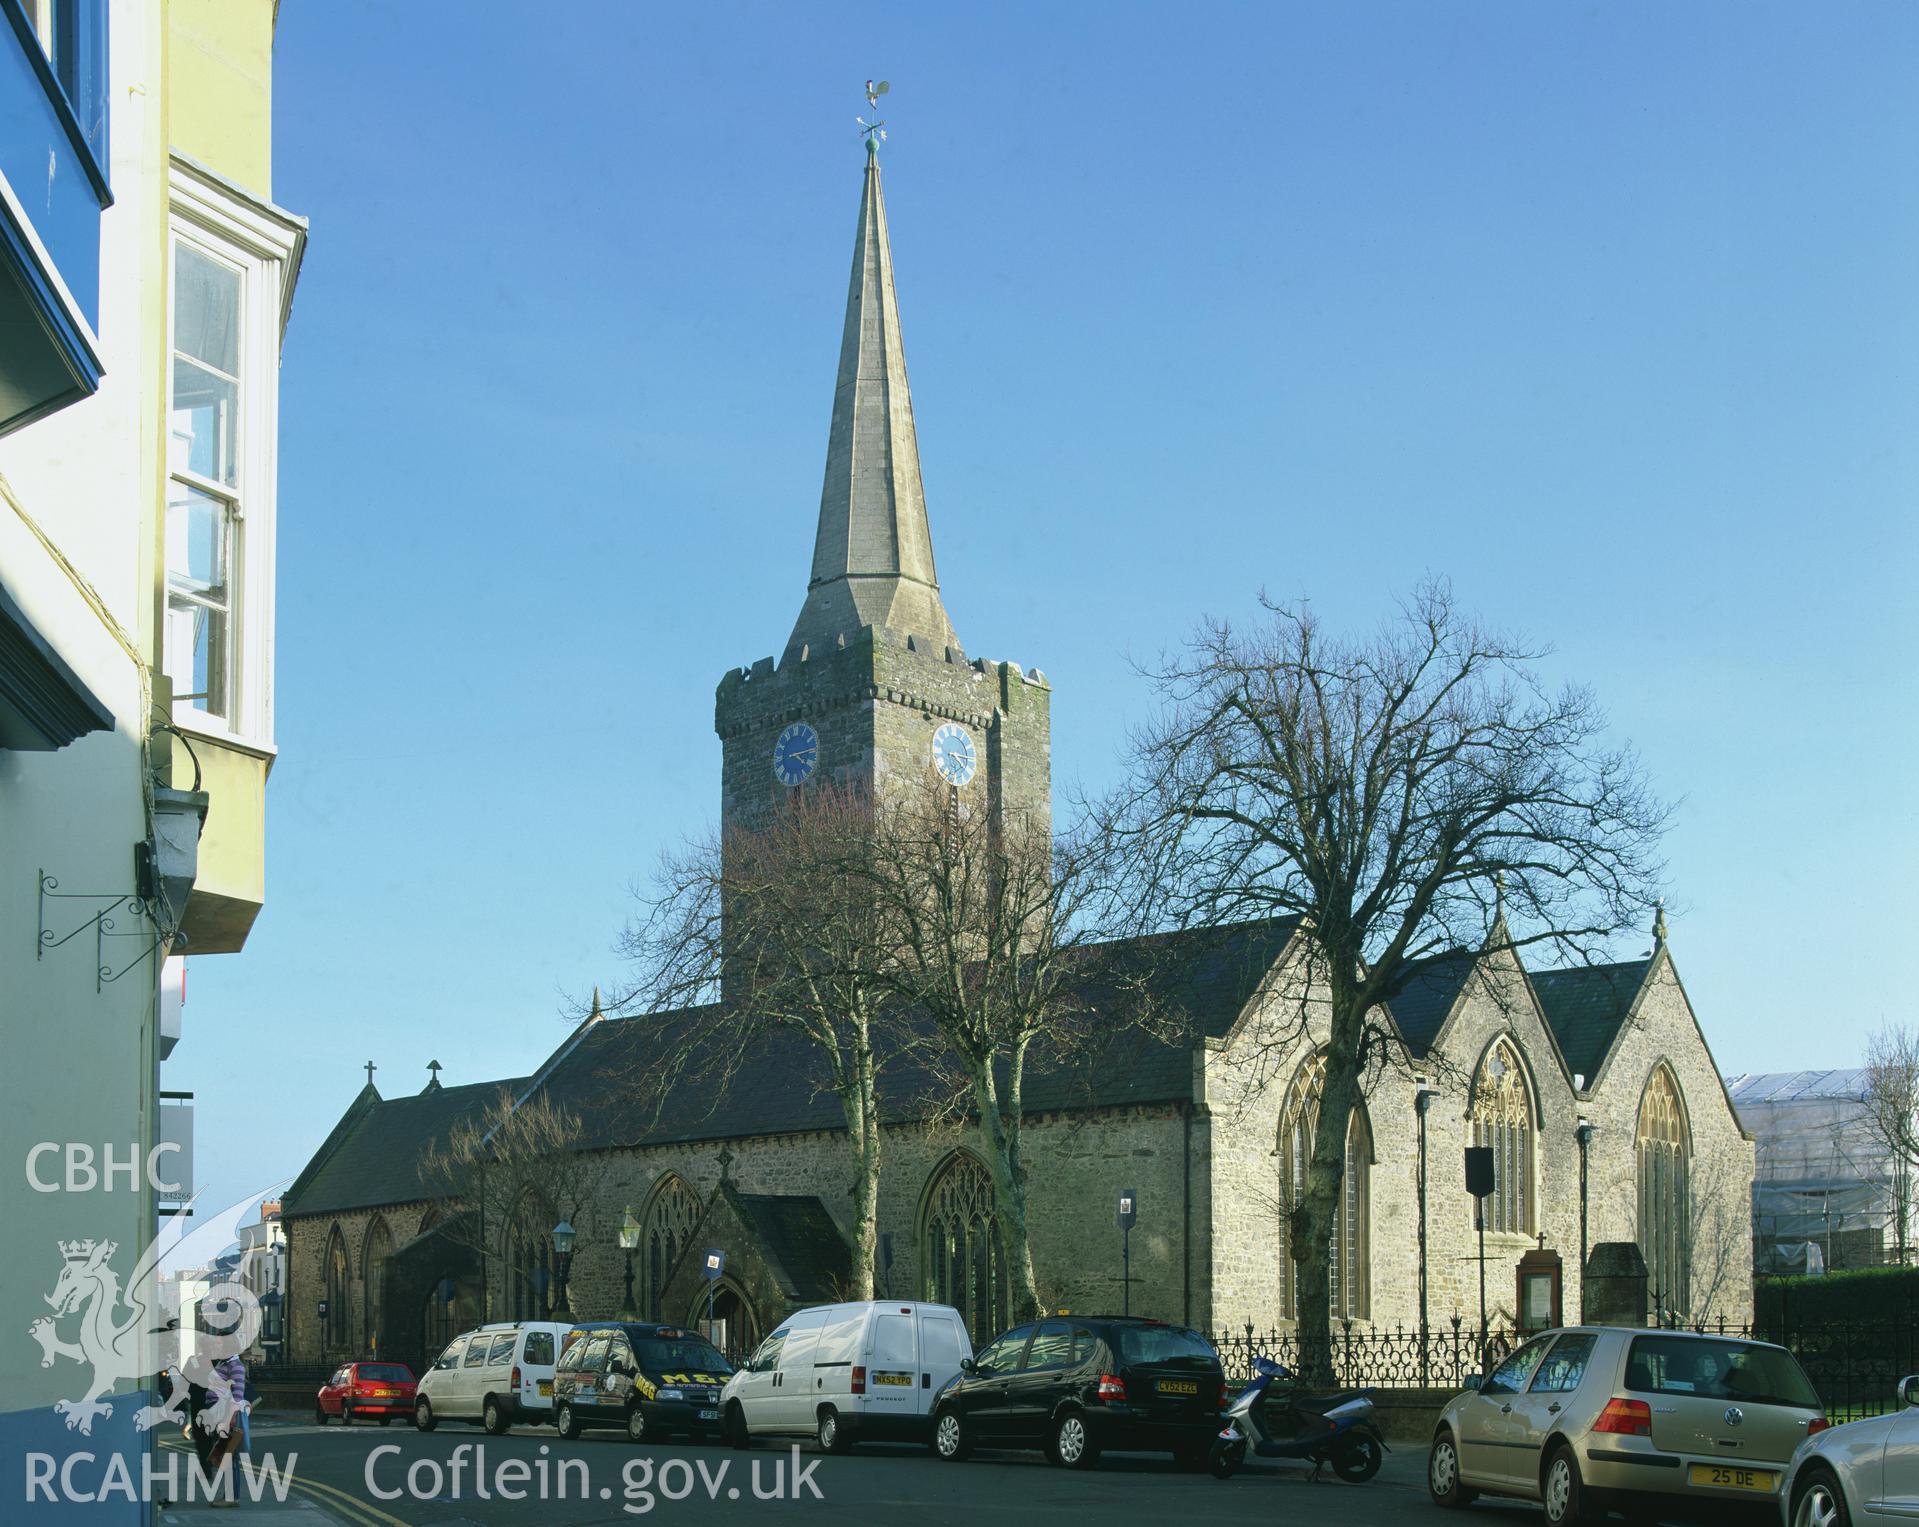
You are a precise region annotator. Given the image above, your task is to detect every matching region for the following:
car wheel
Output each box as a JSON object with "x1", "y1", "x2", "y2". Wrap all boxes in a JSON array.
[
  {"x1": 483, "y1": 1397, "x2": 510, "y2": 1437},
  {"x1": 340, "y1": 1403, "x2": 354, "y2": 1427},
  {"x1": 817, "y1": 1406, "x2": 850, "y2": 1454},
  {"x1": 377, "y1": 1417, "x2": 392, "y2": 1427},
  {"x1": 1049, "y1": 1410, "x2": 1100, "y2": 1470},
  {"x1": 724, "y1": 1402, "x2": 750, "y2": 1451},
  {"x1": 1332, "y1": 1433, "x2": 1384, "y2": 1483},
  {"x1": 626, "y1": 1405, "x2": 648, "y2": 1444},
  {"x1": 313, "y1": 1403, "x2": 327, "y2": 1426},
  {"x1": 932, "y1": 1407, "x2": 971, "y2": 1462},
  {"x1": 555, "y1": 1402, "x2": 581, "y2": 1442},
  {"x1": 1792, "y1": 1469, "x2": 1850, "y2": 1527},
  {"x1": 414, "y1": 1398, "x2": 436, "y2": 1433},
  {"x1": 1541, "y1": 1443, "x2": 1590, "y2": 1524},
  {"x1": 1428, "y1": 1429, "x2": 1478, "y2": 1508},
  {"x1": 1209, "y1": 1438, "x2": 1247, "y2": 1479}
]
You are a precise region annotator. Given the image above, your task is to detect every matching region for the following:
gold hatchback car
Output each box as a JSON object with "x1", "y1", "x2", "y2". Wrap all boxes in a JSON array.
[{"x1": 1429, "y1": 1326, "x2": 1829, "y2": 1524}]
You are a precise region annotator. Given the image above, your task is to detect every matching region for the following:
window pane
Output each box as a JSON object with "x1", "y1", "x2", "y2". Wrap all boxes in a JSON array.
[
  {"x1": 171, "y1": 356, "x2": 239, "y2": 486},
  {"x1": 174, "y1": 245, "x2": 241, "y2": 373},
  {"x1": 165, "y1": 485, "x2": 231, "y2": 717},
  {"x1": 172, "y1": 245, "x2": 242, "y2": 486}
]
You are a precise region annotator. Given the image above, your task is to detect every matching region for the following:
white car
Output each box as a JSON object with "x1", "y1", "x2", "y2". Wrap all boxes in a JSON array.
[
  {"x1": 721, "y1": 1301, "x2": 972, "y2": 1452},
  {"x1": 414, "y1": 1320, "x2": 571, "y2": 1434},
  {"x1": 1781, "y1": 1374, "x2": 1919, "y2": 1527}
]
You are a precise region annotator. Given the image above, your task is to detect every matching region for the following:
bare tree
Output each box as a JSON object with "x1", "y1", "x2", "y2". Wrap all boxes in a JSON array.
[
  {"x1": 419, "y1": 1087, "x2": 602, "y2": 1320},
  {"x1": 856, "y1": 776, "x2": 1144, "y2": 1324},
  {"x1": 619, "y1": 785, "x2": 895, "y2": 1300},
  {"x1": 1862, "y1": 1024, "x2": 1919, "y2": 1264},
  {"x1": 1106, "y1": 580, "x2": 1668, "y2": 1378}
]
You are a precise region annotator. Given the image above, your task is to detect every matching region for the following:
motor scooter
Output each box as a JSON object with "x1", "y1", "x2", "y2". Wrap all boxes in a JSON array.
[{"x1": 1209, "y1": 1356, "x2": 1386, "y2": 1482}]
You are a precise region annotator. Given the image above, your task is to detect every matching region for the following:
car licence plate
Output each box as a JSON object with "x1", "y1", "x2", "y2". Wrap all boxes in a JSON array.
[
  {"x1": 1157, "y1": 1379, "x2": 1199, "y2": 1396},
  {"x1": 698, "y1": 1409, "x2": 718, "y2": 1421},
  {"x1": 538, "y1": 1380, "x2": 552, "y2": 1396},
  {"x1": 1688, "y1": 1465, "x2": 1776, "y2": 1492}
]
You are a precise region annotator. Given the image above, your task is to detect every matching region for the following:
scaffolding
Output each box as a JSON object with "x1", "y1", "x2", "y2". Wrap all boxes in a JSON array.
[{"x1": 1726, "y1": 1069, "x2": 1917, "y2": 1274}]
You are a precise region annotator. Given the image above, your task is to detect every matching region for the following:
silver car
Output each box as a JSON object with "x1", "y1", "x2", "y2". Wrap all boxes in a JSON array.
[
  {"x1": 1428, "y1": 1325, "x2": 1827, "y2": 1524},
  {"x1": 1780, "y1": 1375, "x2": 1919, "y2": 1526}
]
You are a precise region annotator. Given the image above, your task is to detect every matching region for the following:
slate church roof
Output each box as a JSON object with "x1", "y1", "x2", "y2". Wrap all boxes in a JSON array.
[
  {"x1": 1530, "y1": 960, "x2": 1653, "y2": 1083},
  {"x1": 283, "y1": 1076, "x2": 526, "y2": 1219}
]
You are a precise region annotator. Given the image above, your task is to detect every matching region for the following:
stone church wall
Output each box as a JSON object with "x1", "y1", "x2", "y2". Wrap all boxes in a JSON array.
[{"x1": 1204, "y1": 942, "x2": 1754, "y2": 1343}]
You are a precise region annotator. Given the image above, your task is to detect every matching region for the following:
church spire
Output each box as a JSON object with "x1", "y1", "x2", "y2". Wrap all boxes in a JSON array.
[{"x1": 786, "y1": 142, "x2": 960, "y2": 662}]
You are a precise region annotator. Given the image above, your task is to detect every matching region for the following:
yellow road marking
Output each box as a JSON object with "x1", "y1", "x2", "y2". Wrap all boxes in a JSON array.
[{"x1": 158, "y1": 1436, "x2": 408, "y2": 1527}]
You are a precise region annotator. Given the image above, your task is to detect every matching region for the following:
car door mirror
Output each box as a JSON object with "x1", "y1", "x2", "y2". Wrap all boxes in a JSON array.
[
  {"x1": 1462, "y1": 1374, "x2": 1482, "y2": 1392},
  {"x1": 1899, "y1": 1374, "x2": 1919, "y2": 1408},
  {"x1": 959, "y1": 1358, "x2": 976, "y2": 1375}
]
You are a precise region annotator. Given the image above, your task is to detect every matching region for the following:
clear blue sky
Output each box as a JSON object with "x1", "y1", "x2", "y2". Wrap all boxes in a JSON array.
[{"x1": 175, "y1": 1, "x2": 1919, "y2": 1228}]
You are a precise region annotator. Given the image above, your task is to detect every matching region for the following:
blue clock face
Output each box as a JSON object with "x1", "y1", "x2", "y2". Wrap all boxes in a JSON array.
[
  {"x1": 932, "y1": 722, "x2": 977, "y2": 787},
  {"x1": 772, "y1": 722, "x2": 818, "y2": 787}
]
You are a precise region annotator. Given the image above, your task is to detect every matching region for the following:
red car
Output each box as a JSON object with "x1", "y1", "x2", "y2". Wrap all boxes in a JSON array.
[{"x1": 315, "y1": 1362, "x2": 417, "y2": 1426}]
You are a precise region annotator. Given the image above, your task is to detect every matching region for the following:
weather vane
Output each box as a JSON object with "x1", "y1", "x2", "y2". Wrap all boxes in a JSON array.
[{"x1": 858, "y1": 78, "x2": 889, "y2": 151}]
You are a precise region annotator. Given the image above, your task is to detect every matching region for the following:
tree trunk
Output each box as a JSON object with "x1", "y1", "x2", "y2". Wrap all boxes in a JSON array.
[
  {"x1": 971, "y1": 1066, "x2": 1043, "y2": 1323},
  {"x1": 844, "y1": 1036, "x2": 882, "y2": 1302},
  {"x1": 1295, "y1": 984, "x2": 1367, "y2": 1386}
]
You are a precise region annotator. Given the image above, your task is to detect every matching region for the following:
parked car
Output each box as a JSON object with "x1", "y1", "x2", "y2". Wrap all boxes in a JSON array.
[
  {"x1": 928, "y1": 1315, "x2": 1225, "y2": 1470},
  {"x1": 413, "y1": 1320, "x2": 570, "y2": 1434},
  {"x1": 1428, "y1": 1326, "x2": 1829, "y2": 1524},
  {"x1": 1780, "y1": 1373, "x2": 1919, "y2": 1527},
  {"x1": 554, "y1": 1322, "x2": 736, "y2": 1444},
  {"x1": 315, "y1": 1361, "x2": 416, "y2": 1426},
  {"x1": 720, "y1": 1302, "x2": 972, "y2": 1452}
]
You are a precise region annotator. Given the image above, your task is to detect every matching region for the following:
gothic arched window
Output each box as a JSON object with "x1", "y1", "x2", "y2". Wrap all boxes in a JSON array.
[
  {"x1": 504, "y1": 1194, "x2": 553, "y2": 1321},
  {"x1": 1637, "y1": 1065, "x2": 1691, "y2": 1317},
  {"x1": 362, "y1": 1217, "x2": 392, "y2": 1355},
  {"x1": 920, "y1": 1152, "x2": 1007, "y2": 1345},
  {"x1": 1275, "y1": 1052, "x2": 1372, "y2": 1320},
  {"x1": 639, "y1": 1175, "x2": 702, "y2": 1321},
  {"x1": 1471, "y1": 1038, "x2": 1536, "y2": 1235},
  {"x1": 323, "y1": 1226, "x2": 349, "y2": 1352}
]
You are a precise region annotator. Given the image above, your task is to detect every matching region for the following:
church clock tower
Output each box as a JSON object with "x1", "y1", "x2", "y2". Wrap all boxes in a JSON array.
[{"x1": 715, "y1": 139, "x2": 1052, "y2": 900}]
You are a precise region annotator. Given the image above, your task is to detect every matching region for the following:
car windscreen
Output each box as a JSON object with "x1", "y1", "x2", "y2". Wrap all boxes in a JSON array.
[
  {"x1": 1113, "y1": 1325, "x2": 1219, "y2": 1369},
  {"x1": 634, "y1": 1338, "x2": 733, "y2": 1375},
  {"x1": 357, "y1": 1364, "x2": 412, "y2": 1383},
  {"x1": 1625, "y1": 1336, "x2": 1820, "y2": 1409}
]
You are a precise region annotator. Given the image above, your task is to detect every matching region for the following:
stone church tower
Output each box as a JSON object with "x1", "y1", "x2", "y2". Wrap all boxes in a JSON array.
[{"x1": 714, "y1": 142, "x2": 1052, "y2": 945}]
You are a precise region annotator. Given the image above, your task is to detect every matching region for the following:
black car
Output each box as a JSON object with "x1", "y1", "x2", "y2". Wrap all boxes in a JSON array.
[
  {"x1": 930, "y1": 1316, "x2": 1225, "y2": 1469},
  {"x1": 552, "y1": 1322, "x2": 735, "y2": 1444}
]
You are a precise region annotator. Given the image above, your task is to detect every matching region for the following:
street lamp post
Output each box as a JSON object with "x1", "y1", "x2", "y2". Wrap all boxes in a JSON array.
[
  {"x1": 1574, "y1": 1119, "x2": 1597, "y2": 1322},
  {"x1": 702, "y1": 1249, "x2": 726, "y2": 1348},
  {"x1": 551, "y1": 1220, "x2": 576, "y2": 1320},
  {"x1": 1117, "y1": 1190, "x2": 1139, "y2": 1317},
  {"x1": 1415, "y1": 1080, "x2": 1440, "y2": 1385},
  {"x1": 617, "y1": 1207, "x2": 641, "y2": 1320}
]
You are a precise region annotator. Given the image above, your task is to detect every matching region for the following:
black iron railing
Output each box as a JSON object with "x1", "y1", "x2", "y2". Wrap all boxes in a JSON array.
[{"x1": 1208, "y1": 1313, "x2": 1917, "y2": 1418}]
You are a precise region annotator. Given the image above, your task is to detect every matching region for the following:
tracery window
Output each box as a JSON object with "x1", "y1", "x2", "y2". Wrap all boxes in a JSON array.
[
  {"x1": 504, "y1": 1195, "x2": 552, "y2": 1321},
  {"x1": 323, "y1": 1227, "x2": 349, "y2": 1351},
  {"x1": 639, "y1": 1175, "x2": 702, "y2": 1320},
  {"x1": 1471, "y1": 1038, "x2": 1536, "y2": 1235},
  {"x1": 1637, "y1": 1065, "x2": 1691, "y2": 1317},
  {"x1": 362, "y1": 1217, "x2": 391, "y2": 1354},
  {"x1": 921, "y1": 1152, "x2": 1007, "y2": 1345},
  {"x1": 1276, "y1": 1051, "x2": 1372, "y2": 1320}
]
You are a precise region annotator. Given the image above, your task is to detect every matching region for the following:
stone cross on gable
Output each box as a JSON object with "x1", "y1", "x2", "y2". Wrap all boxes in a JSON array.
[
  {"x1": 364, "y1": 1060, "x2": 376, "y2": 1087},
  {"x1": 717, "y1": 1147, "x2": 734, "y2": 1185}
]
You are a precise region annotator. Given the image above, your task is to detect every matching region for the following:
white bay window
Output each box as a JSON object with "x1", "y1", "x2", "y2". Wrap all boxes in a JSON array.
[{"x1": 164, "y1": 159, "x2": 305, "y2": 743}]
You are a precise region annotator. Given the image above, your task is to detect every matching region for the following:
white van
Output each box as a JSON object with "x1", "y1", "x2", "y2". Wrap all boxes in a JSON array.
[
  {"x1": 414, "y1": 1320, "x2": 571, "y2": 1434},
  {"x1": 719, "y1": 1302, "x2": 971, "y2": 1452}
]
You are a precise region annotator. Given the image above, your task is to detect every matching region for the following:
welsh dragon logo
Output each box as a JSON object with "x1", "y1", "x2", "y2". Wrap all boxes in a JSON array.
[{"x1": 29, "y1": 1189, "x2": 276, "y2": 1437}]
